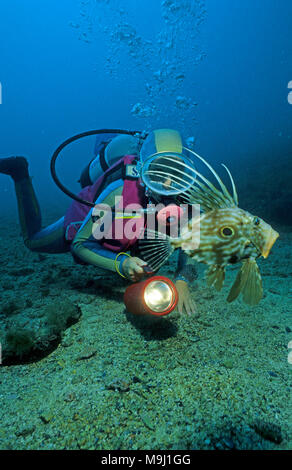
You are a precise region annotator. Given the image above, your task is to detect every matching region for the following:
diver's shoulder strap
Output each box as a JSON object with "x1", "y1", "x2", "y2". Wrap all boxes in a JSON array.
[
  {"x1": 99, "y1": 145, "x2": 109, "y2": 172},
  {"x1": 92, "y1": 155, "x2": 139, "y2": 203}
]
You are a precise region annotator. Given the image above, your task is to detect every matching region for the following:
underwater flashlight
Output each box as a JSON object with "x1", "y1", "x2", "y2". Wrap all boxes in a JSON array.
[{"x1": 124, "y1": 275, "x2": 178, "y2": 317}]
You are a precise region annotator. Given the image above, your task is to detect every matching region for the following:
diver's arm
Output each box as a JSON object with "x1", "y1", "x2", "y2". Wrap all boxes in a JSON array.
[
  {"x1": 71, "y1": 178, "x2": 147, "y2": 280},
  {"x1": 71, "y1": 203, "x2": 146, "y2": 279},
  {"x1": 72, "y1": 223, "x2": 148, "y2": 282},
  {"x1": 72, "y1": 227, "x2": 146, "y2": 280},
  {"x1": 71, "y1": 234, "x2": 128, "y2": 275},
  {"x1": 71, "y1": 178, "x2": 129, "y2": 275}
]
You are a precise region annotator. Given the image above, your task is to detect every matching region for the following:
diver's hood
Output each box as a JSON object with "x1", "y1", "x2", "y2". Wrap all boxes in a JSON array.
[{"x1": 139, "y1": 129, "x2": 197, "y2": 197}]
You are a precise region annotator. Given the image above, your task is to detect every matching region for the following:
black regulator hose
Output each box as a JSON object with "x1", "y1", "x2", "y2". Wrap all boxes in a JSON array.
[{"x1": 50, "y1": 128, "x2": 143, "y2": 208}]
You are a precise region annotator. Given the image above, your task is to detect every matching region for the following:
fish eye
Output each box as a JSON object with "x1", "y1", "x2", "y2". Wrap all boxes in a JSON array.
[
  {"x1": 220, "y1": 226, "x2": 234, "y2": 238},
  {"x1": 254, "y1": 217, "x2": 260, "y2": 226}
]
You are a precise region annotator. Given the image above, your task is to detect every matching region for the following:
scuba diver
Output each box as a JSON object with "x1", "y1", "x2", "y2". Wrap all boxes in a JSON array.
[{"x1": 0, "y1": 128, "x2": 197, "y2": 315}]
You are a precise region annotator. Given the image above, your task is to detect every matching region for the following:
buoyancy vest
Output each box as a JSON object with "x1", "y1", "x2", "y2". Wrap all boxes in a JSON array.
[{"x1": 63, "y1": 155, "x2": 146, "y2": 253}]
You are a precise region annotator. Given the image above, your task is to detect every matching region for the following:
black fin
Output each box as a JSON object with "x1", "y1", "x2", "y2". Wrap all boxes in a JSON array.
[{"x1": 0, "y1": 157, "x2": 28, "y2": 181}]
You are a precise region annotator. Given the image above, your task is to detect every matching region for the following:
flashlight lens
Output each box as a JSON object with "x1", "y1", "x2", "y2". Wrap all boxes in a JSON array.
[{"x1": 144, "y1": 281, "x2": 173, "y2": 313}]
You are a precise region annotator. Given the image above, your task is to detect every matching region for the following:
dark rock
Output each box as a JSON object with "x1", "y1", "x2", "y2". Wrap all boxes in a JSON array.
[
  {"x1": 10, "y1": 268, "x2": 34, "y2": 277},
  {"x1": 4, "y1": 328, "x2": 36, "y2": 358},
  {"x1": 105, "y1": 378, "x2": 131, "y2": 392},
  {"x1": 252, "y1": 419, "x2": 283, "y2": 444},
  {"x1": 268, "y1": 371, "x2": 278, "y2": 377},
  {"x1": 1, "y1": 300, "x2": 21, "y2": 316},
  {"x1": 15, "y1": 425, "x2": 35, "y2": 437},
  {"x1": 76, "y1": 348, "x2": 97, "y2": 360}
]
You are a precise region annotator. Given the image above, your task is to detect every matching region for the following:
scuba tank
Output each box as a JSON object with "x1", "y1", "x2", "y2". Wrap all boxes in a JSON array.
[
  {"x1": 50, "y1": 129, "x2": 147, "y2": 208},
  {"x1": 79, "y1": 131, "x2": 144, "y2": 188}
]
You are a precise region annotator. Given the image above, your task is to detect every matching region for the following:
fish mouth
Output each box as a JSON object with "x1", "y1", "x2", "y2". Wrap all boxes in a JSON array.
[
  {"x1": 242, "y1": 241, "x2": 261, "y2": 260},
  {"x1": 261, "y1": 228, "x2": 279, "y2": 258}
]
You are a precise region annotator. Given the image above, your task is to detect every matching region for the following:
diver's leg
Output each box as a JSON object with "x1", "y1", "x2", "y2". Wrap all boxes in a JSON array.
[{"x1": 0, "y1": 157, "x2": 69, "y2": 253}]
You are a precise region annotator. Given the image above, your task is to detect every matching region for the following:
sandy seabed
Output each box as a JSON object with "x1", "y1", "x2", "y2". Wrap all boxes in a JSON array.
[{"x1": 0, "y1": 210, "x2": 291, "y2": 451}]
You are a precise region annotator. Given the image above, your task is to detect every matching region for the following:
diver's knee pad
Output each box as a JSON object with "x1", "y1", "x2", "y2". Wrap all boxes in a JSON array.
[{"x1": 79, "y1": 134, "x2": 140, "y2": 188}]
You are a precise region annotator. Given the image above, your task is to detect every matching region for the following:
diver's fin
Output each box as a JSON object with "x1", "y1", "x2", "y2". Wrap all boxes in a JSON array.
[
  {"x1": 138, "y1": 229, "x2": 175, "y2": 271},
  {"x1": 206, "y1": 265, "x2": 225, "y2": 291},
  {"x1": 0, "y1": 157, "x2": 28, "y2": 181},
  {"x1": 227, "y1": 258, "x2": 263, "y2": 305}
]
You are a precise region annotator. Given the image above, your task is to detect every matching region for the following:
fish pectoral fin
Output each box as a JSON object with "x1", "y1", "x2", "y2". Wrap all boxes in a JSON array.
[
  {"x1": 227, "y1": 259, "x2": 263, "y2": 305},
  {"x1": 227, "y1": 266, "x2": 244, "y2": 303},
  {"x1": 138, "y1": 229, "x2": 174, "y2": 271},
  {"x1": 206, "y1": 265, "x2": 225, "y2": 291},
  {"x1": 241, "y1": 259, "x2": 263, "y2": 306}
]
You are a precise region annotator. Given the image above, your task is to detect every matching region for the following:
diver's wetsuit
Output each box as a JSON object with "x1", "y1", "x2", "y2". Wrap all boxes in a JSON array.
[
  {"x1": 1, "y1": 156, "x2": 191, "y2": 279},
  {"x1": 70, "y1": 177, "x2": 130, "y2": 275},
  {"x1": 13, "y1": 176, "x2": 68, "y2": 254}
]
